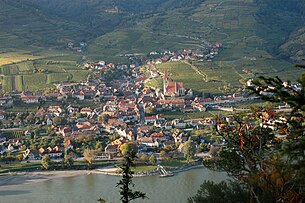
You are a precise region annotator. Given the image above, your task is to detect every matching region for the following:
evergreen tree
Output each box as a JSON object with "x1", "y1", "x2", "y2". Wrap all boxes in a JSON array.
[
  {"x1": 188, "y1": 180, "x2": 248, "y2": 203},
  {"x1": 198, "y1": 68, "x2": 305, "y2": 202},
  {"x1": 116, "y1": 152, "x2": 147, "y2": 203}
]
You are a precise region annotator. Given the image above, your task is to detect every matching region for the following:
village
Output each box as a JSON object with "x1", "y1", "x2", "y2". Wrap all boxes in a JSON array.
[{"x1": 0, "y1": 46, "x2": 293, "y2": 169}]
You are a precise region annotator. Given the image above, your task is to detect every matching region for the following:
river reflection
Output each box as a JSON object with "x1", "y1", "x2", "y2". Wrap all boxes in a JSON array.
[{"x1": 0, "y1": 168, "x2": 227, "y2": 203}]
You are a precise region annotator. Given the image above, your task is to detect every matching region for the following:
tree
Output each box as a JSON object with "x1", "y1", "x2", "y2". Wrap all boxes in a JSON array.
[
  {"x1": 98, "y1": 114, "x2": 110, "y2": 123},
  {"x1": 139, "y1": 154, "x2": 149, "y2": 163},
  {"x1": 26, "y1": 113, "x2": 35, "y2": 123},
  {"x1": 53, "y1": 116, "x2": 67, "y2": 126},
  {"x1": 159, "y1": 150, "x2": 167, "y2": 159},
  {"x1": 64, "y1": 154, "x2": 74, "y2": 168},
  {"x1": 120, "y1": 143, "x2": 138, "y2": 156},
  {"x1": 41, "y1": 154, "x2": 51, "y2": 170},
  {"x1": 109, "y1": 134, "x2": 120, "y2": 142},
  {"x1": 83, "y1": 149, "x2": 95, "y2": 169},
  {"x1": 149, "y1": 154, "x2": 157, "y2": 165},
  {"x1": 199, "y1": 68, "x2": 305, "y2": 203},
  {"x1": 246, "y1": 71, "x2": 305, "y2": 201},
  {"x1": 204, "y1": 109, "x2": 295, "y2": 202},
  {"x1": 95, "y1": 141, "x2": 102, "y2": 151},
  {"x1": 188, "y1": 180, "x2": 248, "y2": 203},
  {"x1": 145, "y1": 106, "x2": 156, "y2": 115},
  {"x1": 97, "y1": 197, "x2": 106, "y2": 203},
  {"x1": 15, "y1": 154, "x2": 24, "y2": 161},
  {"x1": 116, "y1": 152, "x2": 147, "y2": 203},
  {"x1": 184, "y1": 138, "x2": 196, "y2": 162}
]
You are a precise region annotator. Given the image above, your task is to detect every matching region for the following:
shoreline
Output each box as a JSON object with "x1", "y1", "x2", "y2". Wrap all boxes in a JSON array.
[{"x1": 0, "y1": 164, "x2": 204, "y2": 187}]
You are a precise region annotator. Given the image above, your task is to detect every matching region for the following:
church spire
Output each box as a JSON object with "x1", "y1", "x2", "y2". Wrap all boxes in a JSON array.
[
  {"x1": 164, "y1": 69, "x2": 168, "y2": 81},
  {"x1": 163, "y1": 69, "x2": 169, "y2": 94}
]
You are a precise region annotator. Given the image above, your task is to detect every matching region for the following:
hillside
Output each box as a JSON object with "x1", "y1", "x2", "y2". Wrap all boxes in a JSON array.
[
  {"x1": 255, "y1": 0, "x2": 305, "y2": 62},
  {"x1": 1, "y1": 0, "x2": 304, "y2": 60},
  {"x1": 0, "y1": 0, "x2": 91, "y2": 50},
  {"x1": 0, "y1": 0, "x2": 304, "y2": 93}
]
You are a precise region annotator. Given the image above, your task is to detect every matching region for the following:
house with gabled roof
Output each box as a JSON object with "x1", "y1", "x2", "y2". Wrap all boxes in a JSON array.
[
  {"x1": 23, "y1": 148, "x2": 39, "y2": 160},
  {"x1": 105, "y1": 144, "x2": 119, "y2": 156},
  {"x1": 35, "y1": 108, "x2": 47, "y2": 118},
  {"x1": 22, "y1": 96, "x2": 39, "y2": 104},
  {"x1": 64, "y1": 139, "x2": 74, "y2": 150},
  {"x1": 150, "y1": 132, "x2": 166, "y2": 142},
  {"x1": 80, "y1": 107, "x2": 92, "y2": 116},
  {"x1": 59, "y1": 127, "x2": 73, "y2": 137},
  {"x1": 138, "y1": 137, "x2": 158, "y2": 148},
  {"x1": 144, "y1": 115, "x2": 156, "y2": 125}
]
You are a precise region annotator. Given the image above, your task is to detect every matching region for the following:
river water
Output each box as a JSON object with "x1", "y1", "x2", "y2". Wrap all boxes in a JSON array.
[{"x1": 0, "y1": 168, "x2": 227, "y2": 203}]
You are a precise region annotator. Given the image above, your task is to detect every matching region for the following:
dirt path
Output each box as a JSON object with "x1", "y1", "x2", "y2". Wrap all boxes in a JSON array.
[{"x1": 183, "y1": 61, "x2": 208, "y2": 82}]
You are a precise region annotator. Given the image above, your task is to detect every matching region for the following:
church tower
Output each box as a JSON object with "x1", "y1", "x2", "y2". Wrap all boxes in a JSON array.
[{"x1": 163, "y1": 69, "x2": 169, "y2": 94}]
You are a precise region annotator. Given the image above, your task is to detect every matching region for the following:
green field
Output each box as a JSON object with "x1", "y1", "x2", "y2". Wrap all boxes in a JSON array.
[
  {"x1": 0, "y1": 52, "x2": 89, "y2": 92},
  {"x1": 151, "y1": 57, "x2": 302, "y2": 95}
]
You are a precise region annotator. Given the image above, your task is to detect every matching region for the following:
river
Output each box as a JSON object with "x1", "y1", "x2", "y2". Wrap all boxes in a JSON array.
[{"x1": 0, "y1": 168, "x2": 227, "y2": 203}]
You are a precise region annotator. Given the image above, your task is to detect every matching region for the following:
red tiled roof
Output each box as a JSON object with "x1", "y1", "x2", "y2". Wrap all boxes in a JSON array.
[
  {"x1": 150, "y1": 132, "x2": 164, "y2": 138},
  {"x1": 166, "y1": 82, "x2": 183, "y2": 94}
]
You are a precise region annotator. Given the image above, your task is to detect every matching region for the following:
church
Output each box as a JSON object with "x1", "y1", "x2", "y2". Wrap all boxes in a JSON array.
[{"x1": 163, "y1": 70, "x2": 186, "y2": 97}]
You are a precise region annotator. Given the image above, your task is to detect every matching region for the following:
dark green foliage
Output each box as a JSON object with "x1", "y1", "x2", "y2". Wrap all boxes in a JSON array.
[
  {"x1": 52, "y1": 116, "x2": 67, "y2": 126},
  {"x1": 255, "y1": 0, "x2": 305, "y2": 59},
  {"x1": 63, "y1": 155, "x2": 74, "y2": 169},
  {"x1": 116, "y1": 152, "x2": 147, "y2": 203},
  {"x1": 249, "y1": 70, "x2": 305, "y2": 200},
  {"x1": 197, "y1": 67, "x2": 305, "y2": 202},
  {"x1": 188, "y1": 180, "x2": 248, "y2": 203},
  {"x1": 97, "y1": 197, "x2": 106, "y2": 203},
  {"x1": 203, "y1": 110, "x2": 289, "y2": 202}
]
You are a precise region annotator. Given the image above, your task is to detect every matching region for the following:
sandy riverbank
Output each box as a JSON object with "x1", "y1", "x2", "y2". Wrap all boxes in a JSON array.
[
  {"x1": 0, "y1": 164, "x2": 204, "y2": 187},
  {"x1": 0, "y1": 170, "x2": 91, "y2": 187}
]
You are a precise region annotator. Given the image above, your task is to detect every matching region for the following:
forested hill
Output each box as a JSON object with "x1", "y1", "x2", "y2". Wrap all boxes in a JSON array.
[
  {"x1": 0, "y1": 0, "x2": 304, "y2": 62},
  {"x1": 255, "y1": 0, "x2": 305, "y2": 62},
  {"x1": 0, "y1": 0, "x2": 203, "y2": 49}
]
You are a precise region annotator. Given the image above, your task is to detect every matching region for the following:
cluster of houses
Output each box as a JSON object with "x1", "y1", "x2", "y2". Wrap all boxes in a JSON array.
[
  {"x1": 67, "y1": 41, "x2": 87, "y2": 52},
  {"x1": 148, "y1": 43, "x2": 223, "y2": 63},
  {"x1": 1, "y1": 46, "x2": 293, "y2": 161}
]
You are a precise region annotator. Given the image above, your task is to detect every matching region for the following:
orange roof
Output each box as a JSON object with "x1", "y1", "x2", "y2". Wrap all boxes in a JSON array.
[
  {"x1": 166, "y1": 82, "x2": 183, "y2": 94},
  {"x1": 145, "y1": 116, "x2": 156, "y2": 120},
  {"x1": 150, "y1": 132, "x2": 164, "y2": 138}
]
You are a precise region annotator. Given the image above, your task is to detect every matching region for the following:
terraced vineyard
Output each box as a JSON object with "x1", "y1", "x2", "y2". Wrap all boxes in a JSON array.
[
  {"x1": 0, "y1": 0, "x2": 304, "y2": 93},
  {"x1": 0, "y1": 56, "x2": 89, "y2": 92}
]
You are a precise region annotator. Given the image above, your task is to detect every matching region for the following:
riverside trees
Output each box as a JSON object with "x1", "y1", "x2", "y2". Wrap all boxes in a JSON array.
[
  {"x1": 41, "y1": 154, "x2": 52, "y2": 170},
  {"x1": 83, "y1": 149, "x2": 95, "y2": 169},
  {"x1": 184, "y1": 138, "x2": 196, "y2": 163}
]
